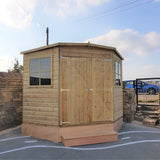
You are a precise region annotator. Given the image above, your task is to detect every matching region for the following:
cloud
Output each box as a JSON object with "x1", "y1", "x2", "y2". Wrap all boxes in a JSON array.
[
  {"x1": 0, "y1": 0, "x2": 37, "y2": 29},
  {"x1": 0, "y1": 54, "x2": 23, "y2": 72},
  {"x1": 154, "y1": 0, "x2": 160, "y2": 2},
  {"x1": 44, "y1": 0, "x2": 110, "y2": 18},
  {"x1": 85, "y1": 29, "x2": 160, "y2": 80},
  {"x1": 124, "y1": 65, "x2": 160, "y2": 80},
  {"x1": 85, "y1": 29, "x2": 160, "y2": 57},
  {"x1": 0, "y1": 55, "x2": 14, "y2": 71},
  {"x1": 138, "y1": 65, "x2": 160, "y2": 78},
  {"x1": 0, "y1": 0, "x2": 111, "y2": 28}
]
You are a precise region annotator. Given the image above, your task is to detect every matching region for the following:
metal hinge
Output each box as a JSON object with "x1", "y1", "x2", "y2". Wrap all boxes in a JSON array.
[
  {"x1": 61, "y1": 89, "x2": 70, "y2": 92},
  {"x1": 61, "y1": 56, "x2": 68, "y2": 59},
  {"x1": 61, "y1": 121, "x2": 70, "y2": 124},
  {"x1": 87, "y1": 89, "x2": 93, "y2": 91}
]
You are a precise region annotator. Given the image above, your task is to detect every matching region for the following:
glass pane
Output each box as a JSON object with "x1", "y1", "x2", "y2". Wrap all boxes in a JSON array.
[
  {"x1": 116, "y1": 74, "x2": 119, "y2": 80},
  {"x1": 30, "y1": 59, "x2": 39, "y2": 72},
  {"x1": 41, "y1": 58, "x2": 51, "y2": 71},
  {"x1": 41, "y1": 72, "x2": 51, "y2": 85},
  {"x1": 119, "y1": 74, "x2": 121, "y2": 86},
  {"x1": 30, "y1": 73, "x2": 39, "y2": 85},
  {"x1": 115, "y1": 62, "x2": 118, "y2": 74},
  {"x1": 115, "y1": 74, "x2": 119, "y2": 85},
  {"x1": 119, "y1": 63, "x2": 121, "y2": 74}
]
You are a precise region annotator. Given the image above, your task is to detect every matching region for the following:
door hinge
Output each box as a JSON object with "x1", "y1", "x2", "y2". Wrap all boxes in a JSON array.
[
  {"x1": 61, "y1": 121, "x2": 70, "y2": 124},
  {"x1": 61, "y1": 88, "x2": 70, "y2": 92}
]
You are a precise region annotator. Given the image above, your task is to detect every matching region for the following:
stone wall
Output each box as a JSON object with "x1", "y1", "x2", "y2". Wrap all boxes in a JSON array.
[
  {"x1": 123, "y1": 88, "x2": 136, "y2": 123},
  {"x1": 0, "y1": 72, "x2": 22, "y2": 131}
]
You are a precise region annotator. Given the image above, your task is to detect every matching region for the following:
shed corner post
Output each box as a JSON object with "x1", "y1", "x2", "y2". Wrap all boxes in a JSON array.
[{"x1": 58, "y1": 46, "x2": 63, "y2": 126}]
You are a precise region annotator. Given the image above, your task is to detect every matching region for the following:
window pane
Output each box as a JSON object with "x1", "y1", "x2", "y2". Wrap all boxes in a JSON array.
[
  {"x1": 41, "y1": 58, "x2": 51, "y2": 71},
  {"x1": 119, "y1": 63, "x2": 121, "y2": 74},
  {"x1": 30, "y1": 59, "x2": 39, "y2": 72},
  {"x1": 116, "y1": 74, "x2": 119, "y2": 80},
  {"x1": 30, "y1": 73, "x2": 39, "y2": 85},
  {"x1": 119, "y1": 74, "x2": 121, "y2": 86},
  {"x1": 115, "y1": 62, "x2": 118, "y2": 74},
  {"x1": 41, "y1": 72, "x2": 51, "y2": 85},
  {"x1": 116, "y1": 74, "x2": 119, "y2": 85}
]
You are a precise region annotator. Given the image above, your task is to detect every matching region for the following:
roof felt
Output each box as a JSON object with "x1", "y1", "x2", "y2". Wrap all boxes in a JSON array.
[{"x1": 21, "y1": 42, "x2": 124, "y2": 60}]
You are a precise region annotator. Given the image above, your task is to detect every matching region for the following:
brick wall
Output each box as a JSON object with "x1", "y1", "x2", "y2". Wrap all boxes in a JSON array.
[
  {"x1": 123, "y1": 88, "x2": 136, "y2": 123},
  {"x1": 0, "y1": 72, "x2": 22, "y2": 131}
]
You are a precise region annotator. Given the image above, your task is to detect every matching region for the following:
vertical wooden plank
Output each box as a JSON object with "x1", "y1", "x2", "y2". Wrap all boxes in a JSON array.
[
  {"x1": 68, "y1": 57, "x2": 73, "y2": 124},
  {"x1": 85, "y1": 58, "x2": 90, "y2": 123},
  {"x1": 92, "y1": 58, "x2": 105, "y2": 122},
  {"x1": 79, "y1": 58, "x2": 84, "y2": 123},
  {"x1": 74, "y1": 57, "x2": 80, "y2": 124},
  {"x1": 104, "y1": 60, "x2": 112, "y2": 121},
  {"x1": 87, "y1": 58, "x2": 92, "y2": 123},
  {"x1": 61, "y1": 58, "x2": 67, "y2": 123}
]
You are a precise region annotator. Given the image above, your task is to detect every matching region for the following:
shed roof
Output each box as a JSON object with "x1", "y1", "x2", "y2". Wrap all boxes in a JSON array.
[
  {"x1": 21, "y1": 42, "x2": 124, "y2": 60},
  {"x1": 0, "y1": 72, "x2": 22, "y2": 79}
]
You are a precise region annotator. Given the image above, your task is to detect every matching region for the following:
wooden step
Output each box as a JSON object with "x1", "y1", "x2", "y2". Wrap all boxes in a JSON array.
[
  {"x1": 143, "y1": 118, "x2": 159, "y2": 126},
  {"x1": 61, "y1": 131, "x2": 118, "y2": 147},
  {"x1": 140, "y1": 105, "x2": 159, "y2": 111},
  {"x1": 148, "y1": 115, "x2": 159, "y2": 119},
  {"x1": 141, "y1": 110, "x2": 159, "y2": 115}
]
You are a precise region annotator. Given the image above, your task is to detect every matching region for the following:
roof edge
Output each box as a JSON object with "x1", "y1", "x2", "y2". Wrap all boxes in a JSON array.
[{"x1": 21, "y1": 42, "x2": 124, "y2": 60}]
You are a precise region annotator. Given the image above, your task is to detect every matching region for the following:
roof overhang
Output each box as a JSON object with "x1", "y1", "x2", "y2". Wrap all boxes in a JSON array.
[{"x1": 21, "y1": 42, "x2": 124, "y2": 60}]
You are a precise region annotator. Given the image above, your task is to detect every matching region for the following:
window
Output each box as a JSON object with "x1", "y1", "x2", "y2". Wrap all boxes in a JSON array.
[
  {"x1": 30, "y1": 57, "x2": 51, "y2": 86},
  {"x1": 115, "y1": 61, "x2": 121, "y2": 86},
  {"x1": 127, "y1": 81, "x2": 133, "y2": 85}
]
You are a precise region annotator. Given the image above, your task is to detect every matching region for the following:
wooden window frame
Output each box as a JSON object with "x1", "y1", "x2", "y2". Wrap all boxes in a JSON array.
[{"x1": 29, "y1": 57, "x2": 52, "y2": 87}]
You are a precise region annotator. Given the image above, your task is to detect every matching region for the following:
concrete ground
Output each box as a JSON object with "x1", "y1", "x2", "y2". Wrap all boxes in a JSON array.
[{"x1": 0, "y1": 123, "x2": 160, "y2": 160}]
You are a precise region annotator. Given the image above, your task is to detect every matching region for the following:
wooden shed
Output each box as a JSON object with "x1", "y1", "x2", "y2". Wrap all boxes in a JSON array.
[{"x1": 21, "y1": 42, "x2": 123, "y2": 146}]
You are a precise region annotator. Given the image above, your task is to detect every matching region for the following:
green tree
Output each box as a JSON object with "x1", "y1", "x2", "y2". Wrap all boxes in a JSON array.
[{"x1": 8, "y1": 59, "x2": 23, "y2": 73}]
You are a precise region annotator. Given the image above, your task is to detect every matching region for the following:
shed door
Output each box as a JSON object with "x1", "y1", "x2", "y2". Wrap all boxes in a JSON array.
[{"x1": 61, "y1": 56, "x2": 112, "y2": 126}]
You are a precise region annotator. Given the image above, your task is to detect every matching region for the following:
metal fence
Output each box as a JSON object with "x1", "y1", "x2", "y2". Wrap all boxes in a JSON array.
[{"x1": 135, "y1": 78, "x2": 160, "y2": 110}]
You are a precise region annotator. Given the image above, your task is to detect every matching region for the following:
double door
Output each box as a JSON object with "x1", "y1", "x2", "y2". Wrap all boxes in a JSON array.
[{"x1": 61, "y1": 56, "x2": 113, "y2": 126}]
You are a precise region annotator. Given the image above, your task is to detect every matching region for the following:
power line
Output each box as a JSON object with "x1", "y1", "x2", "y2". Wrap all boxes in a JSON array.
[
  {"x1": 103, "y1": 0, "x2": 153, "y2": 17},
  {"x1": 87, "y1": 0, "x2": 139, "y2": 20},
  {"x1": 74, "y1": 0, "x2": 153, "y2": 24}
]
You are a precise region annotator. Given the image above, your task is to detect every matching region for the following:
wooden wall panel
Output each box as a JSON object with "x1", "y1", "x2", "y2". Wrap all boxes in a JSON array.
[
  {"x1": 61, "y1": 46, "x2": 112, "y2": 59},
  {"x1": 92, "y1": 58, "x2": 113, "y2": 122},
  {"x1": 23, "y1": 47, "x2": 59, "y2": 126},
  {"x1": 113, "y1": 52, "x2": 123, "y2": 121}
]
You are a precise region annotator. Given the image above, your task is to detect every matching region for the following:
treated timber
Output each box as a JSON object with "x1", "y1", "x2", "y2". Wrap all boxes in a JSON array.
[
  {"x1": 22, "y1": 43, "x2": 123, "y2": 147},
  {"x1": 61, "y1": 131, "x2": 118, "y2": 147},
  {"x1": 113, "y1": 53, "x2": 123, "y2": 121},
  {"x1": 22, "y1": 44, "x2": 123, "y2": 129},
  {"x1": 23, "y1": 47, "x2": 59, "y2": 126},
  {"x1": 60, "y1": 46, "x2": 114, "y2": 126}
]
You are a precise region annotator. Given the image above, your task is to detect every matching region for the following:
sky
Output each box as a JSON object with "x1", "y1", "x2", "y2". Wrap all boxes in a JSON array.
[{"x1": 0, "y1": 0, "x2": 160, "y2": 80}]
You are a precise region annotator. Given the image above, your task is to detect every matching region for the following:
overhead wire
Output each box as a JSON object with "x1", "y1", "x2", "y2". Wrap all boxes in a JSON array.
[{"x1": 74, "y1": 0, "x2": 153, "y2": 24}]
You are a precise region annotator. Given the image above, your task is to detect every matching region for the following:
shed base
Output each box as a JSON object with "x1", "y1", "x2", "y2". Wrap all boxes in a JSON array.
[
  {"x1": 61, "y1": 131, "x2": 118, "y2": 147},
  {"x1": 22, "y1": 118, "x2": 123, "y2": 146}
]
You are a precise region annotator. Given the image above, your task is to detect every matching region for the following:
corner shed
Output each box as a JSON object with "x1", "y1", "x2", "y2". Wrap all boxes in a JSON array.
[{"x1": 21, "y1": 42, "x2": 123, "y2": 146}]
